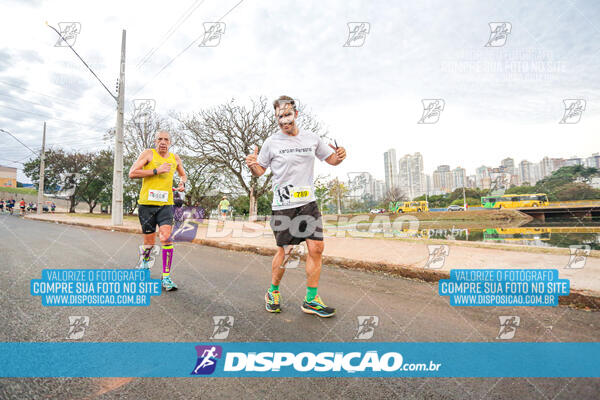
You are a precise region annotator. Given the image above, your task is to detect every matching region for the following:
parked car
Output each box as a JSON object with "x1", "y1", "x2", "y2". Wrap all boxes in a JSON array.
[
  {"x1": 447, "y1": 205, "x2": 465, "y2": 211},
  {"x1": 369, "y1": 208, "x2": 386, "y2": 214}
]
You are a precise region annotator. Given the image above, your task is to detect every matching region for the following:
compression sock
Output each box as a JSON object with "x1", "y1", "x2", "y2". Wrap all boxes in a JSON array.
[
  {"x1": 269, "y1": 284, "x2": 279, "y2": 293},
  {"x1": 162, "y1": 244, "x2": 173, "y2": 278},
  {"x1": 142, "y1": 246, "x2": 153, "y2": 261},
  {"x1": 306, "y1": 287, "x2": 318, "y2": 302}
]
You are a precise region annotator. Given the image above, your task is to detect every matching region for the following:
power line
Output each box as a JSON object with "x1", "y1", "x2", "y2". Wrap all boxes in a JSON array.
[
  {"x1": 0, "y1": 79, "x2": 82, "y2": 108},
  {"x1": 0, "y1": 128, "x2": 38, "y2": 155},
  {"x1": 0, "y1": 104, "x2": 109, "y2": 130},
  {"x1": 132, "y1": 0, "x2": 245, "y2": 97},
  {"x1": 47, "y1": 23, "x2": 117, "y2": 102},
  {"x1": 136, "y1": 0, "x2": 207, "y2": 69}
]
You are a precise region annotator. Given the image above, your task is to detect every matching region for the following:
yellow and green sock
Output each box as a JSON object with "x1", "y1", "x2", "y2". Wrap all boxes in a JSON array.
[{"x1": 306, "y1": 287, "x2": 318, "y2": 302}]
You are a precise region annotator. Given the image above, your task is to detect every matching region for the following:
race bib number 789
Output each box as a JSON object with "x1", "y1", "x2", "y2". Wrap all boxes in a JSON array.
[{"x1": 290, "y1": 187, "x2": 311, "y2": 203}]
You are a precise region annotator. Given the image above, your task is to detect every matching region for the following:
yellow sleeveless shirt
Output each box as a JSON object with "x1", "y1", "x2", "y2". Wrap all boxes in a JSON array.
[{"x1": 138, "y1": 149, "x2": 177, "y2": 206}]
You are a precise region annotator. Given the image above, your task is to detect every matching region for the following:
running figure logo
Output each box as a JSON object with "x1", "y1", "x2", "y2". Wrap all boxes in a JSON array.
[
  {"x1": 66, "y1": 316, "x2": 89, "y2": 340},
  {"x1": 559, "y1": 99, "x2": 586, "y2": 124},
  {"x1": 171, "y1": 207, "x2": 203, "y2": 242},
  {"x1": 210, "y1": 316, "x2": 234, "y2": 340},
  {"x1": 344, "y1": 22, "x2": 370, "y2": 47},
  {"x1": 485, "y1": 22, "x2": 512, "y2": 47},
  {"x1": 281, "y1": 243, "x2": 306, "y2": 269},
  {"x1": 54, "y1": 22, "x2": 81, "y2": 47},
  {"x1": 424, "y1": 245, "x2": 449, "y2": 269},
  {"x1": 496, "y1": 316, "x2": 520, "y2": 340},
  {"x1": 418, "y1": 99, "x2": 445, "y2": 124},
  {"x1": 191, "y1": 345, "x2": 223, "y2": 375},
  {"x1": 354, "y1": 316, "x2": 379, "y2": 339},
  {"x1": 565, "y1": 245, "x2": 590, "y2": 269},
  {"x1": 132, "y1": 99, "x2": 156, "y2": 122},
  {"x1": 199, "y1": 22, "x2": 226, "y2": 47}
]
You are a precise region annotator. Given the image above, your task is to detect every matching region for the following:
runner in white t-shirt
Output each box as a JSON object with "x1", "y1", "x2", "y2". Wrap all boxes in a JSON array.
[{"x1": 245, "y1": 95, "x2": 346, "y2": 318}]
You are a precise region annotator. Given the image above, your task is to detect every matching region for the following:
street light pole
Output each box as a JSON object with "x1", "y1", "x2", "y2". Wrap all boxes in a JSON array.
[
  {"x1": 111, "y1": 30, "x2": 126, "y2": 225},
  {"x1": 36, "y1": 122, "x2": 46, "y2": 215}
]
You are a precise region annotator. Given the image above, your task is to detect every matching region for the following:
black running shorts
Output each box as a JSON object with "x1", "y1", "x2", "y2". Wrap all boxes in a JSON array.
[
  {"x1": 138, "y1": 204, "x2": 174, "y2": 234},
  {"x1": 270, "y1": 201, "x2": 323, "y2": 247}
]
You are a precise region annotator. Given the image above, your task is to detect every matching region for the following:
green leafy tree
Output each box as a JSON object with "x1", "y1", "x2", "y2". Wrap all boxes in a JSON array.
[
  {"x1": 505, "y1": 185, "x2": 537, "y2": 195},
  {"x1": 24, "y1": 149, "x2": 93, "y2": 212},
  {"x1": 554, "y1": 182, "x2": 600, "y2": 201},
  {"x1": 535, "y1": 166, "x2": 599, "y2": 200},
  {"x1": 79, "y1": 150, "x2": 113, "y2": 213}
]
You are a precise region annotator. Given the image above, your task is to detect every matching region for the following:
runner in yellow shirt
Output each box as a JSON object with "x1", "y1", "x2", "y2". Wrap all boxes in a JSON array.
[
  {"x1": 218, "y1": 196, "x2": 230, "y2": 221},
  {"x1": 128, "y1": 130, "x2": 186, "y2": 291}
]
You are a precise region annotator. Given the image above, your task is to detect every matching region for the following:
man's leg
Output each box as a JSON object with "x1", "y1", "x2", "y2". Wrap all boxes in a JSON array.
[
  {"x1": 305, "y1": 239, "x2": 323, "y2": 290},
  {"x1": 265, "y1": 246, "x2": 286, "y2": 313},
  {"x1": 141, "y1": 232, "x2": 156, "y2": 266},
  {"x1": 138, "y1": 205, "x2": 158, "y2": 270},
  {"x1": 158, "y1": 222, "x2": 177, "y2": 291},
  {"x1": 271, "y1": 246, "x2": 287, "y2": 287},
  {"x1": 300, "y1": 203, "x2": 335, "y2": 317}
]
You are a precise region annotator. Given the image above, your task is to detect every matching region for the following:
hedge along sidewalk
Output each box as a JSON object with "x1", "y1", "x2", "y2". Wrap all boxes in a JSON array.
[{"x1": 24, "y1": 213, "x2": 600, "y2": 310}]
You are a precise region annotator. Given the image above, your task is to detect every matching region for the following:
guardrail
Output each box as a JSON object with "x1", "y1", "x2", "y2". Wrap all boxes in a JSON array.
[{"x1": 548, "y1": 200, "x2": 600, "y2": 207}]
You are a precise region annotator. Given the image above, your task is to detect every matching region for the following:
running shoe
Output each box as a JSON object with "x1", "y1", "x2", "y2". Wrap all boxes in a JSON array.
[
  {"x1": 162, "y1": 276, "x2": 178, "y2": 291},
  {"x1": 136, "y1": 258, "x2": 151, "y2": 270},
  {"x1": 265, "y1": 290, "x2": 281, "y2": 313},
  {"x1": 301, "y1": 295, "x2": 335, "y2": 318}
]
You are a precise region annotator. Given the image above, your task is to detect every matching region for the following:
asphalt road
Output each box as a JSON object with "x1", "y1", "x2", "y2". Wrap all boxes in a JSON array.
[{"x1": 0, "y1": 214, "x2": 599, "y2": 399}]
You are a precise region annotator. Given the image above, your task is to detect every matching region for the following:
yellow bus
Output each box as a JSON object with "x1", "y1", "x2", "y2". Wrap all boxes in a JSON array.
[
  {"x1": 481, "y1": 193, "x2": 549, "y2": 209},
  {"x1": 483, "y1": 227, "x2": 551, "y2": 241},
  {"x1": 390, "y1": 200, "x2": 429, "y2": 213}
]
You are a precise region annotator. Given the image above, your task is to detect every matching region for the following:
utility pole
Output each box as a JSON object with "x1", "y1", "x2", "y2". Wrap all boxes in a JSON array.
[
  {"x1": 111, "y1": 30, "x2": 126, "y2": 225},
  {"x1": 37, "y1": 122, "x2": 46, "y2": 215},
  {"x1": 47, "y1": 23, "x2": 126, "y2": 225},
  {"x1": 462, "y1": 185, "x2": 467, "y2": 210}
]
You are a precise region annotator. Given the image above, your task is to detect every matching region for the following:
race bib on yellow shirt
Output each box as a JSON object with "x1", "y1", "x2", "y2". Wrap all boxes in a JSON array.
[{"x1": 148, "y1": 189, "x2": 169, "y2": 203}]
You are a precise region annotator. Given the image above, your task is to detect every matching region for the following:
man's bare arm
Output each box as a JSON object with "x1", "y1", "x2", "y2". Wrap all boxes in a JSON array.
[
  {"x1": 128, "y1": 150, "x2": 153, "y2": 179},
  {"x1": 174, "y1": 154, "x2": 187, "y2": 183},
  {"x1": 325, "y1": 145, "x2": 347, "y2": 166}
]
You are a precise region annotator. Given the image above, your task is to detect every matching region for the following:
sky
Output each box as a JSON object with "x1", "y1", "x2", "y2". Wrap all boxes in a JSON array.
[{"x1": 1, "y1": 0, "x2": 599, "y2": 183}]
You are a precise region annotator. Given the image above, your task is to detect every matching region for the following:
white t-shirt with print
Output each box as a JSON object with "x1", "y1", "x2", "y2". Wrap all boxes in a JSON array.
[{"x1": 257, "y1": 129, "x2": 334, "y2": 210}]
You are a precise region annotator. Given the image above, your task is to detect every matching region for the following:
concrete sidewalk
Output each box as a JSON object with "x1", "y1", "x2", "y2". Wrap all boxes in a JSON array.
[{"x1": 24, "y1": 213, "x2": 600, "y2": 306}]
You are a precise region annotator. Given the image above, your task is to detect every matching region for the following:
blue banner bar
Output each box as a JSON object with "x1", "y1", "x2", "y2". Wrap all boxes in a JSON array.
[{"x1": 1, "y1": 342, "x2": 598, "y2": 377}]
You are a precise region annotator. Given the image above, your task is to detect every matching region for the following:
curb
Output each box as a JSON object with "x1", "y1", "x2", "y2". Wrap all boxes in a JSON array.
[{"x1": 25, "y1": 215, "x2": 600, "y2": 311}]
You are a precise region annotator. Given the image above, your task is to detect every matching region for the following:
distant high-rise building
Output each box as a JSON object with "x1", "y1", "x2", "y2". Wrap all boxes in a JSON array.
[
  {"x1": 433, "y1": 165, "x2": 452, "y2": 193},
  {"x1": 552, "y1": 158, "x2": 565, "y2": 171},
  {"x1": 467, "y1": 175, "x2": 477, "y2": 189},
  {"x1": 425, "y1": 175, "x2": 432, "y2": 196},
  {"x1": 519, "y1": 160, "x2": 533, "y2": 185},
  {"x1": 540, "y1": 157, "x2": 554, "y2": 178},
  {"x1": 383, "y1": 149, "x2": 397, "y2": 193},
  {"x1": 398, "y1": 152, "x2": 426, "y2": 199},
  {"x1": 374, "y1": 179, "x2": 385, "y2": 201},
  {"x1": 475, "y1": 165, "x2": 491, "y2": 188},
  {"x1": 585, "y1": 153, "x2": 600, "y2": 168},
  {"x1": 565, "y1": 157, "x2": 583, "y2": 167},
  {"x1": 501, "y1": 158, "x2": 515, "y2": 175},
  {"x1": 452, "y1": 167, "x2": 466, "y2": 190}
]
